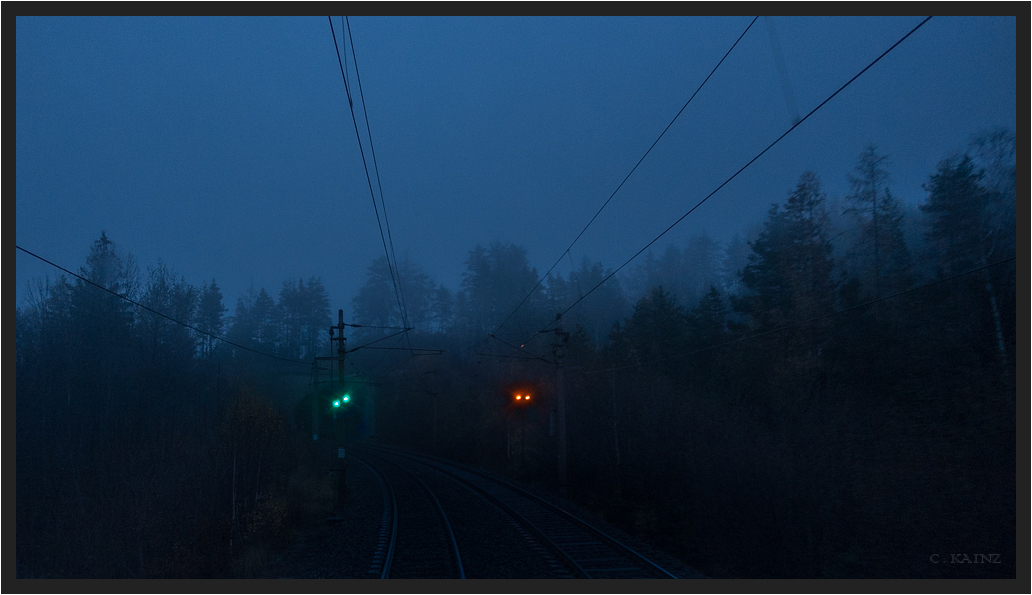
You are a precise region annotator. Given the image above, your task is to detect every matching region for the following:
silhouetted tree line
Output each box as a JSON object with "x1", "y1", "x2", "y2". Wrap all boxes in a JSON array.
[
  {"x1": 16, "y1": 238, "x2": 335, "y2": 577},
  {"x1": 17, "y1": 128, "x2": 1015, "y2": 578},
  {"x1": 360, "y1": 128, "x2": 1016, "y2": 579}
]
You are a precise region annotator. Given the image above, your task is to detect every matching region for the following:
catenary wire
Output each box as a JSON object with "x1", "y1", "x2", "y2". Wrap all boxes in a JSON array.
[
  {"x1": 345, "y1": 16, "x2": 413, "y2": 338},
  {"x1": 527, "y1": 15, "x2": 934, "y2": 340},
  {"x1": 489, "y1": 16, "x2": 759, "y2": 338},
  {"x1": 346, "y1": 323, "x2": 411, "y2": 330},
  {"x1": 328, "y1": 16, "x2": 410, "y2": 344},
  {"x1": 346, "y1": 327, "x2": 414, "y2": 353}
]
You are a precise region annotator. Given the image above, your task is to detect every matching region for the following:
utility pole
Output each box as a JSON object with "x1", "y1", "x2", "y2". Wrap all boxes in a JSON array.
[
  {"x1": 330, "y1": 309, "x2": 347, "y2": 506},
  {"x1": 330, "y1": 309, "x2": 346, "y2": 390},
  {"x1": 552, "y1": 313, "x2": 570, "y2": 499},
  {"x1": 521, "y1": 404, "x2": 527, "y2": 474}
]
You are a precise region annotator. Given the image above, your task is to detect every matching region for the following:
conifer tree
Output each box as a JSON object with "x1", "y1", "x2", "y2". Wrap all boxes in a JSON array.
[
  {"x1": 737, "y1": 172, "x2": 837, "y2": 332},
  {"x1": 196, "y1": 279, "x2": 227, "y2": 358},
  {"x1": 844, "y1": 144, "x2": 912, "y2": 297}
]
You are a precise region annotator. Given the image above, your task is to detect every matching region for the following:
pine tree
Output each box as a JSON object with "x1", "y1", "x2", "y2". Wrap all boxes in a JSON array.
[
  {"x1": 430, "y1": 284, "x2": 454, "y2": 334},
  {"x1": 921, "y1": 145, "x2": 1013, "y2": 366},
  {"x1": 565, "y1": 258, "x2": 627, "y2": 347},
  {"x1": 683, "y1": 233, "x2": 722, "y2": 308},
  {"x1": 227, "y1": 286, "x2": 255, "y2": 354},
  {"x1": 737, "y1": 172, "x2": 837, "y2": 332},
  {"x1": 690, "y1": 285, "x2": 726, "y2": 347},
  {"x1": 196, "y1": 279, "x2": 227, "y2": 358},
  {"x1": 277, "y1": 279, "x2": 305, "y2": 360},
  {"x1": 70, "y1": 232, "x2": 140, "y2": 415},
  {"x1": 460, "y1": 242, "x2": 542, "y2": 339},
  {"x1": 301, "y1": 277, "x2": 331, "y2": 360},
  {"x1": 622, "y1": 286, "x2": 688, "y2": 369},
  {"x1": 352, "y1": 256, "x2": 402, "y2": 334},
  {"x1": 920, "y1": 155, "x2": 988, "y2": 276},
  {"x1": 226, "y1": 284, "x2": 278, "y2": 353},
  {"x1": 844, "y1": 144, "x2": 912, "y2": 297},
  {"x1": 397, "y1": 258, "x2": 433, "y2": 333},
  {"x1": 140, "y1": 261, "x2": 198, "y2": 367},
  {"x1": 252, "y1": 288, "x2": 279, "y2": 350}
]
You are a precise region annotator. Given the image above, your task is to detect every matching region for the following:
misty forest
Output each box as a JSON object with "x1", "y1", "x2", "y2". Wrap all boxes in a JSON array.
[{"x1": 16, "y1": 130, "x2": 1016, "y2": 579}]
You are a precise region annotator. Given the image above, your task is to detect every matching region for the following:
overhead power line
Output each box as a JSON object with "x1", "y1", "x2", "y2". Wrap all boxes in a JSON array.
[
  {"x1": 476, "y1": 353, "x2": 544, "y2": 361},
  {"x1": 529, "y1": 15, "x2": 934, "y2": 339},
  {"x1": 345, "y1": 327, "x2": 414, "y2": 353},
  {"x1": 489, "y1": 333, "x2": 551, "y2": 363},
  {"x1": 344, "y1": 16, "x2": 412, "y2": 337},
  {"x1": 361, "y1": 347, "x2": 445, "y2": 354},
  {"x1": 327, "y1": 16, "x2": 411, "y2": 345},
  {"x1": 490, "y1": 16, "x2": 759, "y2": 338},
  {"x1": 16, "y1": 245, "x2": 309, "y2": 365}
]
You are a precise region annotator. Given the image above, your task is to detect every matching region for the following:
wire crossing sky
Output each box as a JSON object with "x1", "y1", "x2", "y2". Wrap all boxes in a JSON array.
[
  {"x1": 16, "y1": 16, "x2": 1016, "y2": 322},
  {"x1": 16, "y1": 245, "x2": 311, "y2": 365},
  {"x1": 328, "y1": 16, "x2": 411, "y2": 339},
  {"x1": 489, "y1": 16, "x2": 760, "y2": 338},
  {"x1": 524, "y1": 16, "x2": 938, "y2": 341}
]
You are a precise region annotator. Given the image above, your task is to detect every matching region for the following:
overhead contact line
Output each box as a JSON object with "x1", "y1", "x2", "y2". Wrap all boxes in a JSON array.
[
  {"x1": 528, "y1": 16, "x2": 934, "y2": 340},
  {"x1": 490, "y1": 16, "x2": 760, "y2": 338},
  {"x1": 328, "y1": 16, "x2": 412, "y2": 350},
  {"x1": 344, "y1": 15, "x2": 412, "y2": 338}
]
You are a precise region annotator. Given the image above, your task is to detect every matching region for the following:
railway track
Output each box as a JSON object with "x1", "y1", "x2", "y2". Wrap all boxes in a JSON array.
[
  {"x1": 351, "y1": 452, "x2": 464, "y2": 579},
  {"x1": 356, "y1": 444, "x2": 698, "y2": 579}
]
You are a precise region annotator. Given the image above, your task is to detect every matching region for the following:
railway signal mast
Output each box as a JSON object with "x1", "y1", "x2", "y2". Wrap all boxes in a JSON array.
[
  {"x1": 326, "y1": 309, "x2": 349, "y2": 506},
  {"x1": 313, "y1": 309, "x2": 348, "y2": 442}
]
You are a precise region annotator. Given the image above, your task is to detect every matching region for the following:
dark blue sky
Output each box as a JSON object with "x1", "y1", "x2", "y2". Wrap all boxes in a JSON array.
[{"x1": 16, "y1": 16, "x2": 1016, "y2": 318}]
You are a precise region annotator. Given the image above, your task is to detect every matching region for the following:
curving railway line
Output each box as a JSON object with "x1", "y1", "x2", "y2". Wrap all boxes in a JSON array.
[
  {"x1": 352, "y1": 443, "x2": 704, "y2": 579},
  {"x1": 351, "y1": 452, "x2": 464, "y2": 579}
]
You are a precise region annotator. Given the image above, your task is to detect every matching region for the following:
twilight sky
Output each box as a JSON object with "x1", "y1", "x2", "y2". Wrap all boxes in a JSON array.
[{"x1": 15, "y1": 15, "x2": 1016, "y2": 322}]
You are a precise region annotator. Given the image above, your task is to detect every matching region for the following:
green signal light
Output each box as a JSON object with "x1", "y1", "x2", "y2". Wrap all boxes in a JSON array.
[
  {"x1": 342, "y1": 395, "x2": 350, "y2": 403},
  {"x1": 332, "y1": 400, "x2": 341, "y2": 408}
]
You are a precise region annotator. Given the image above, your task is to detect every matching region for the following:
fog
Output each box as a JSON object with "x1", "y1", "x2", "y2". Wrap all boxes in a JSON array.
[{"x1": 15, "y1": 14, "x2": 1017, "y2": 580}]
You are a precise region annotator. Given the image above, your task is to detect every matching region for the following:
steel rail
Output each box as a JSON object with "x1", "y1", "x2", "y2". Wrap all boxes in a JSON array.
[
  {"x1": 358, "y1": 451, "x2": 466, "y2": 579},
  {"x1": 351, "y1": 454, "x2": 398, "y2": 578},
  {"x1": 360, "y1": 444, "x2": 681, "y2": 579}
]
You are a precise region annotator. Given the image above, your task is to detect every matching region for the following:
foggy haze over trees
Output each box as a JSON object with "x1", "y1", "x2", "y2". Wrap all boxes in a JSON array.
[{"x1": 16, "y1": 126, "x2": 1016, "y2": 578}]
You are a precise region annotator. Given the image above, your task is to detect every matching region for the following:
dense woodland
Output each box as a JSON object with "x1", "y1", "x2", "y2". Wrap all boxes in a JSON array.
[{"x1": 16, "y1": 129, "x2": 1016, "y2": 578}]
